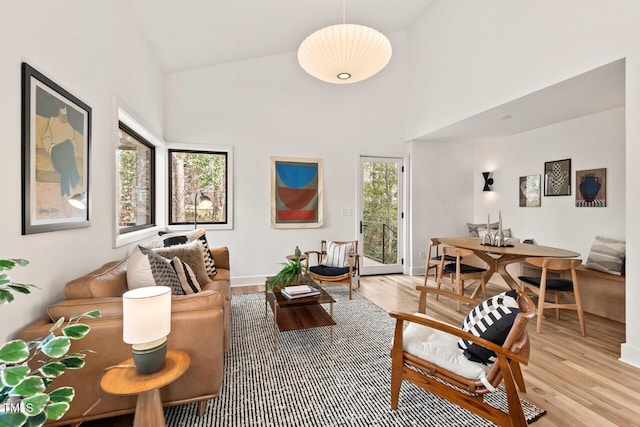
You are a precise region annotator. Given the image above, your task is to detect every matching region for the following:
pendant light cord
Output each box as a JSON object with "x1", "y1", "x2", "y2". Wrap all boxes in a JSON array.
[{"x1": 342, "y1": 0, "x2": 346, "y2": 24}]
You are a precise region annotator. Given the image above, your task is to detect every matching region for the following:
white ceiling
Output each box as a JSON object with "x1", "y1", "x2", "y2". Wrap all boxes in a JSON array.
[
  {"x1": 131, "y1": 0, "x2": 432, "y2": 72},
  {"x1": 416, "y1": 59, "x2": 626, "y2": 144}
]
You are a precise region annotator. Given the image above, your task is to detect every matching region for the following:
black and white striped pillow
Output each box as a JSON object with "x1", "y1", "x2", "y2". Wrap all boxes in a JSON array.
[
  {"x1": 170, "y1": 257, "x2": 201, "y2": 294},
  {"x1": 324, "y1": 241, "x2": 355, "y2": 268},
  {"x1": 458, "y1": 291, "x2": 520, "y2": 364}
]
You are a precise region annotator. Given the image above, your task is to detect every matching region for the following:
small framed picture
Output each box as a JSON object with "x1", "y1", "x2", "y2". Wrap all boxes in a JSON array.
[
  {"x1": 544, "y1": 159, "x2": 571, "y2": 196},
  {"x1": 576, "y1": 168, "x2": 606, "y2": 207},
  {"x1": 22, "y1": 63, "x2": 92, "y2": 234},
  {"x1": 519, "y1": 175, "x2": 541, "y2": 207}
]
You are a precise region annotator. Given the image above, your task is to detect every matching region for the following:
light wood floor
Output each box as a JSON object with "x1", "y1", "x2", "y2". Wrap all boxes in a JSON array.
[{"x1": 238, "y1": 274, "x2": 640, "y2": 426}]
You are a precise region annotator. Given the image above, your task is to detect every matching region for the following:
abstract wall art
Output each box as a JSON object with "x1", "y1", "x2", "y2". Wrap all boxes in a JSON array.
[
  {"x1": 519, "y1": 175, "x2": 541, "y2": 207},
  {"x1": 270, "y1": 157, "x2": 323, "y2": 228},
  {"x1": 576, "y1": 168, "x2": 606, "y2": 207},
  {"x1": 544, "y1": 158, "x2": 571, "y2": 196}
]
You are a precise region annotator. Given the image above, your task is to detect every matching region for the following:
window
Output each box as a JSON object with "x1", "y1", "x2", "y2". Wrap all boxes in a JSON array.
[
  {"x1": 168, "y1": 149, "x2": 229, "y2": 227},
  {"x1": 117, "y1": 122, "x2": 155, "y2": 234}
]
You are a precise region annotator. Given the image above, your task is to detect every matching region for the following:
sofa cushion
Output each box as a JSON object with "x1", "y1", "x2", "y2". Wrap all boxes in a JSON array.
[
  {"x1": 467, "y1": 222, "x2": 499, "y2": 238},
  {"x1": 64, "y1": 259, "x2": 128, "y2": 299},
  {"x1": 153, "y1": 240, "x2": 210, "y2": 285},
  {"x1": 126, "y1": 245, "x2": 182, "y2": 293},
  {"x1": 170, "y1": 256, "x2": 201, "y2": 294},
  {"x1": 48, "y1": 297, "x2": 124, "y2": 321},
  {"x1": 458, "y1": 290, "x2": 521, "y2": 364},
  {"x1": 161, "y1": 228, "x2": 217, "y2": 277},
  {"x1": 584, "y1": 235, "x2": 626, "y2": 276}
]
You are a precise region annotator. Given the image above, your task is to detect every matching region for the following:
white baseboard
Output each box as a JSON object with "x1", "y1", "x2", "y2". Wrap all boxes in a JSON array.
[
  {"x1": 620, "y1": 343, "x2": 640, "y2": 369},
  {"x1": 230, "y1": 275, "x2": 265, "y2": 287}
]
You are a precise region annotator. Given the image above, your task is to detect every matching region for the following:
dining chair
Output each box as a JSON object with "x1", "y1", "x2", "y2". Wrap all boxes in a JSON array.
[
  {"x1": 423, "y1": 238, "x2": 456, "y2": 284},
  {"x1": 390, "y1": 286, "x2": 536, "y2": 427},
  {"x1": 305, "y1": 240, "x2": 360, "y2": 299},
  {"x1": 518, "y1": 257, "x2": 586, "y2": 336},
  {"x1": 436, "y1": 246, "x2": 487, "y2": 311}
]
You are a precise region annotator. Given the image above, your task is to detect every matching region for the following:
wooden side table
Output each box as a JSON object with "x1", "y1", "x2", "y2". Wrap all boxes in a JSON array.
[{"x1": 100, "y1": 350, "x2": 190, "y2": 427}]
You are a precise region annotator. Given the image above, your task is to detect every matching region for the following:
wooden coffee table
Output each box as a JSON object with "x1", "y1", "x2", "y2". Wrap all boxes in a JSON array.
[{"x1": 265, "y1": 276, "x2": 335, "y2": 351}]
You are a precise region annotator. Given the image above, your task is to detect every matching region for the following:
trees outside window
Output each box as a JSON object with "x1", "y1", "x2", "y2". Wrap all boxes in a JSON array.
[
  {"x1": 117, "y1": 123, "x2": 155, "y2": 234},
  {"x1": 168, "y1": 149, "x2": 228, "y2": 226},
  {"x1": 362, "y1": 161, "x2": 398, "y2": 264}
]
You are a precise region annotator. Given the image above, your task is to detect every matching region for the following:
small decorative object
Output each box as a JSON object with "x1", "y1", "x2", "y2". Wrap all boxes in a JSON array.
[
  {"x1": 123, "y1": 286, "x2": 172, "y2": 374},
  {"x1": 267, "y1": 246, "x2": 307, "y2": 290},
  {"x1": 22, "y1": 63, "x2": 92, "y2": 235},
  {"x1": 494, "y1": 211, "x2": 507, "y2": 247},
  {"x1": 576, "y1": 168, "x2": 606, "y2": 207},
  {"x1": 544, "y1": 159, "x2": 571, "y2": 196},
  {"x1": 481, "y1": 214, "x2": 494, "y2": 246},
  {"x1": 519, "y1": 175, "x2": 541, "y2": 207},
  {"x1": 0, "y1": 258, "x2": 99, "y2": 425},
  {"x1": 271, "y1": 157, "x2": 323, "y2": 229}
]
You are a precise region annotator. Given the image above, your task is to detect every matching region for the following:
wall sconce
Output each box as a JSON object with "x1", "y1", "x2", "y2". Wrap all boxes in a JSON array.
[
  {"x1": 482, "y1": 172, "x2": 494, "y2": 191},
  {"x1": 194, "y1": 191, "x2": 213, "y2": 229},
  {"x1": 122, "y1": 286, "x2": 171, "y2": 374}
]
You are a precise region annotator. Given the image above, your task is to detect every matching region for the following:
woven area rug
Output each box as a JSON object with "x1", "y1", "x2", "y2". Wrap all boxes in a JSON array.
[{"x1": 165, "y1": 288, "x2": 545, "y2": 426}]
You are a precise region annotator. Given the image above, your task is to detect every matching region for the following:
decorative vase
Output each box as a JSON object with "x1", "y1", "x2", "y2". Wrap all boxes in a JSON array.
[
  {"x1": 481, "y1": 214, "x2": 494, "y2": 245},
  {"x1": 579, "y1": 175, "x2": 601, "y2": 202},
  {"x1": 494, "y1": 211, "x2": 506, "y2": 247}
]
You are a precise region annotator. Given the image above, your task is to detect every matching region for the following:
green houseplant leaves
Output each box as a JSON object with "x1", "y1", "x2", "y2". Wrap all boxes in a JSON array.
[{"x1": 0, "y1": 259, "x2": 99, "y2": 427}]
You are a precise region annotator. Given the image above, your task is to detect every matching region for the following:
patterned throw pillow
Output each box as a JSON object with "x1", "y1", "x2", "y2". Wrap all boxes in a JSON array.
[
  {"x1": 323, "y1": 241, "x2": 355, "y2": 268},
  {"x1": 153, "y1": 240, "x2": 211, "y2": 285},
  {"x1": 467, "y1": 222, "x2": 499, "y2": 238},
  {"x1": 126, "y1": 245, "x2": 183, "y2": 295},
  {"x1": 584, "y1": 235, "x2": 626, "y2": 276},
  {"x1": 458, "y1": 290, "x2": 521, "y2": 364},
  {"x1": 161, "y1": 228, "x2": 217, "y2": 277},
  {"x1": 170, "y1": 256, "x2": 201, "y2": 294}
]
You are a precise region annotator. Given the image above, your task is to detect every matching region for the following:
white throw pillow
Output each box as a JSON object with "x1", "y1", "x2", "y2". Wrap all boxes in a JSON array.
[{"x1": 323, "y1": 241, "x2": 355, "y2": 268}]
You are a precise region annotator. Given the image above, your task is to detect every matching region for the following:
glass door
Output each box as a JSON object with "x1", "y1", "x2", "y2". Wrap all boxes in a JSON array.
[{"x1": 358, "y1": 156, "x2": 404, "y2": 275}]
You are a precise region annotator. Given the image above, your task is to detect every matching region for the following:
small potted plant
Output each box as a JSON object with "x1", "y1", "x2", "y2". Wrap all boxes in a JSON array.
[
  {"x1": 0, "y1": 258, "x2": 99, "y2": 427},
  {"x1": 267, "y1": 247, "x2": 307, "y2": 291}
]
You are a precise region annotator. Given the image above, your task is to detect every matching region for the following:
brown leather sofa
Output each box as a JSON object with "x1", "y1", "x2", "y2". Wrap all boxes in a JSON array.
[{"x1": 15, "y1": 247, "x2": 232, "y2": 426}]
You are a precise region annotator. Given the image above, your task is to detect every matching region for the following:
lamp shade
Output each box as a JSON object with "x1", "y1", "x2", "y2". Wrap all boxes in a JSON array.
[
  {"x1": 122, "y1": 286, "x2": 171, "y2": 346},
  {"x1": 297, "y1": 24, "x2": 392, "y2": 84},
  {"x1": 196, "y1": 192, "x2": 213, "y2": 209}
]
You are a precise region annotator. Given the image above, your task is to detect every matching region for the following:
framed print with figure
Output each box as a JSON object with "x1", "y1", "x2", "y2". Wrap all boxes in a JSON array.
[
  {"x1": 22, "y1": 63, "x2": 91, "y2": 234},
  {"x1": 270, "y1": 156, "x2": 323, "y2": 228}
]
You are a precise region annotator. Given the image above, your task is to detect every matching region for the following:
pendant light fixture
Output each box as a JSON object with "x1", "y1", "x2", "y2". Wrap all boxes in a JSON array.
[{"x1": 297, "y1": 1, "x2": 392, "y2": 84}]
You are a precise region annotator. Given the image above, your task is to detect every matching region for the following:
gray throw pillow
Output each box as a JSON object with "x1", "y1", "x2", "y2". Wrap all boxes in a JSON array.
[
  {"x1": 467, "y1": 222, "x2": 499, "y2": 237},
  {"x1": 584, "y1": 235, "x2": 625, "y2": 276},
  {"x1": 153, "y1": 240, "x2": 211, "y2": 285}
]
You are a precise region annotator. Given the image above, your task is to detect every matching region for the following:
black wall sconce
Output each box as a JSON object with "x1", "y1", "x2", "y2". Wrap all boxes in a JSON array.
[{"x1": 482, "y1": 172, "x2": 494, "y2": 191}]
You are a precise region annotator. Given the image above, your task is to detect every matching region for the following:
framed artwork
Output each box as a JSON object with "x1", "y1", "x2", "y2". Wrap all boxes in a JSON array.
[
  {"x1": 519, "y1": 175, "x2": 541, "y2": 207},
  {"x1": 270, "y1": 156, "x2": 323, "y2": 228},
  {"x1": 576, "y1": 168, "x2": 606, "y2": 207},
  {"x1": 22, "y1": 63, "x2": 91, "y2": 235},
  {"x1": 544, "y1": 158, "x2": 571, "y2": 196}
]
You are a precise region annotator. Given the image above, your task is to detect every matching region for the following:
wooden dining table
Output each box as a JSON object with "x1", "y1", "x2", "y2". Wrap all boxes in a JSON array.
[{"x1": 438, "y1": 237, "x2": 580, "y2": 290}]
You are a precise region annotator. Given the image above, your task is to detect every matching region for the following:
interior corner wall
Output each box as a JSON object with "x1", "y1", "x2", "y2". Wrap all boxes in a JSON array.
[
  {"x1": 405, "y1": 0, "x2": 640, "y2": 367},
  {"x1": 408, "y1": 141, "x2": 473, "y2": 274},
  {"x1": 0, "y1": 2, "x2": 165, "y2": 343},
  {"x1": 164, "y1": 33, "x2": 410, "y2": 283},
  {"x1": 473, "y1": 107, "x2": 625, "y2": 256}
]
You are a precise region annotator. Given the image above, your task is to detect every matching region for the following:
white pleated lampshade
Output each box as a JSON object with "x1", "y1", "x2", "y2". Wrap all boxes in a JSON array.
[{"x1": 297, "y1": 24, "x2": 392, "y2": 84}]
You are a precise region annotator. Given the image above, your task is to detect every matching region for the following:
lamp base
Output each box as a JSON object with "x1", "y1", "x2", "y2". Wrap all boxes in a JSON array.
[{"x1": 132, "y1": 339, "x2": 167, "y2": 374}]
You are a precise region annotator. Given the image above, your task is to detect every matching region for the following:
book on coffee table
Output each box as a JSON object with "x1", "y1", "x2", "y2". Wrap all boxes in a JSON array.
[{"x1": 281, "y1": 286, "x2": 320, "y2": 299}]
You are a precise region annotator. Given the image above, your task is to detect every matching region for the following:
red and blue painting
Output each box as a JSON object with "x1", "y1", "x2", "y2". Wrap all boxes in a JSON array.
[{"x1": 271, "y1": 157, "x2": 323, "y2": 228}]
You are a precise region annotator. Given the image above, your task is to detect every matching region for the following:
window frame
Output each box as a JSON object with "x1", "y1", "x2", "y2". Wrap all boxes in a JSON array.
[
  {"x1": 114, "y1": 104, "x2": 165, "y2": 248},
  {"x1": 166, "y1": 143, "x2": 234, "y2": 231},
  {"x1": 117, "y1": 122, "x2": 156, "y2": 235}
]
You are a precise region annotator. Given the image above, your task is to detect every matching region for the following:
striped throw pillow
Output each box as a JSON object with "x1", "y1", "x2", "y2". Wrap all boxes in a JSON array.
[
  {"x1": 170, "y1": 257, "x2": 201, "y2": 294},
  {"x1": 324, "y1": 241, "x2": 355, "y2": 268}
]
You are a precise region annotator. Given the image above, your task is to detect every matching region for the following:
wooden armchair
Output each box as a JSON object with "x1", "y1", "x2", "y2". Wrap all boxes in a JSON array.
[
  {"x1": 390, "y1": 286, "x2": 536, "y2": 426},
  {"x1": 305, "y1": 240, "x2": 360, "y2": 299}
]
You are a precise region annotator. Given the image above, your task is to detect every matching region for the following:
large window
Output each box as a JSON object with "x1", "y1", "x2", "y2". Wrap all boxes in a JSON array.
[
  {"x1": 117, "y1": 122, "x2": 155, "y2": 234},
  {"x1": 168, "y1": 149, "x2": 229, "y2": 226}
]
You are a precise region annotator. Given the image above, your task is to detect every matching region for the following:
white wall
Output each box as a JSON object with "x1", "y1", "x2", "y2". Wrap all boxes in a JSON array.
[
  {"x1": 406, "y1": 0, "x2": 640, "y2": 367},
  {"x1": 164, "y1": 33, "x2": 410, "y2": 284},
  {"x1": 0, "y1": 2, "x2": 165, "y2": 342},
  {"x1": 474, "y1": 107, "x2": 625, "y2": 256}
]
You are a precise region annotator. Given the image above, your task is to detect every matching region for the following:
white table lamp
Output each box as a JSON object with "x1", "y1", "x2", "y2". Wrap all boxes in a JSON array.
[{"x1": 123, "y1": 286, "x2": 171, "y2": 374}]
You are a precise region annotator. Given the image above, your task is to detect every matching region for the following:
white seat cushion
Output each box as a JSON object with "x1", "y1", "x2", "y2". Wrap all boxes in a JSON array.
[{"x1": 401, "y1": 313, "x2": 491, "y2": 380}]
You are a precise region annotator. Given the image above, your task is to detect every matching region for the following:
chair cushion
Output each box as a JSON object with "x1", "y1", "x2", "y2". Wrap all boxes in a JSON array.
[
  {"x1": 518, "y1": 276, "x2": 574, "y2": 291},
  {"x1": 310, "y1": 265, "x2": 349, "y2": 277},
  {"x1": 458, "y1": 290, "x2": 521, "y2": 364},
  {"x1": 583, "y1": 235, "x2": 625, "y2": 276},
  {"x1": 402, "y1": 313, "x2": 491, "y2": 379},
  {"x1": 324, "y1": 241, "x2": 355, "y2": 268},
  {"x1": 431, "y1": 254, "x2": 457, "y2": 262},
  {"x1": 443, "y1": 263, "x2": 487, "y2": 274}
]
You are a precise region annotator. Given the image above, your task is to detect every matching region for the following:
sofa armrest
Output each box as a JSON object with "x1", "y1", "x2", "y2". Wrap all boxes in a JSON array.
[{"x1": 211, "y1": 246, "x2": 230, "y2": 270}]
